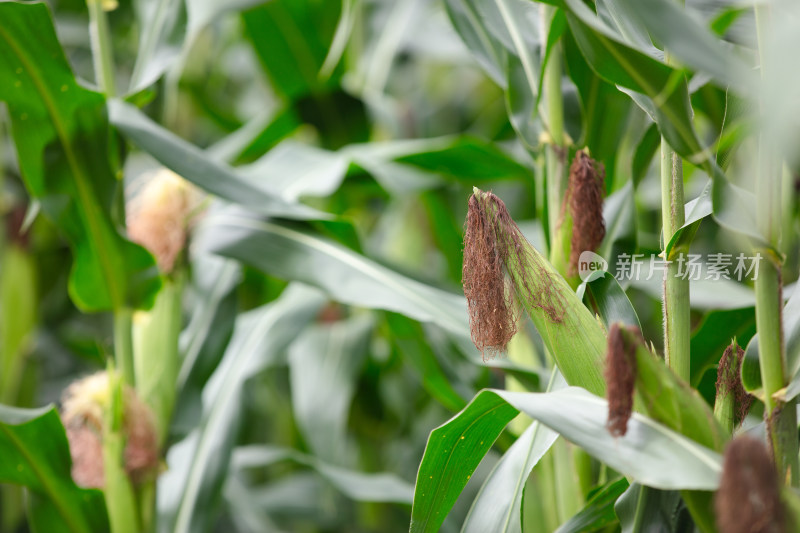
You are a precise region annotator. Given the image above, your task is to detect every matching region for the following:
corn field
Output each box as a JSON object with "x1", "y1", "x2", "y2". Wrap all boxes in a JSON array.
[{"x1": 1, "y1": 0, "x2": 800, "y2": 532}]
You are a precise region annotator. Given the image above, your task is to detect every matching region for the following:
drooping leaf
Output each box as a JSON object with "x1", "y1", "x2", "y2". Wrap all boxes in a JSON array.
[
  {"x1": 231, "y1": 445, "x2": 414, "y2": 504},
  {"x1": 193, "y1": 206, "x2": 470, "y2": 337},
  {"x1": 108, "y1": 100, "x2": 331, "y2": 221},
  {"x1": 0, "y1": 2, "x2": 160, "y2": 311},
  {"x1": 0, "y1": 404, "x2": 109, "y2": 533},
  {"x1": 409, "y1": 387, "x2": 722, "y2": 533}
]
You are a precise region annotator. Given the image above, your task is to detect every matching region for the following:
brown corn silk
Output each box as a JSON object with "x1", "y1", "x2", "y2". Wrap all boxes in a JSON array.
[
  {"x1": 463, "y1": 191, "x2": 565, "y2": 360},
  {"x1": 715, "y1": 344, "x2": 753, "y2": 427},
  {"x1": 605, "y1": 323, "x2": 638, "y2": 437},
  {"x1": 715, "y1": 435, "x2": 784, "y2": 533},
  {"x1": 567, "y1": 150, "x2": 605, "y2": 277}
]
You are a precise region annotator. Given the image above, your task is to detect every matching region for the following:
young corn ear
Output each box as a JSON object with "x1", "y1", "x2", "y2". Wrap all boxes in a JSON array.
[
  {"x1": 714, "y1": 342, "x2": 753, "y2": 433},
  {"x1": 61, "y1": 371, "x2": 159, "y2": 488},
  {"x1": 463, "y1": 188, "x2": 606, "y2": 396},
  {"x1": 715, "y1": 436, "x2": 783, "y2": 533},
  {"x1": 127, "y1": 168, "x2": 198, "y2": 274},
  {"x1": 567, "y1": 150, "x2": 605, "y2": 278}
]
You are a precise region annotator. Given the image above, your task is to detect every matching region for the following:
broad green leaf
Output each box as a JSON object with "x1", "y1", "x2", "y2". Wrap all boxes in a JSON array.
[
  {"x1": 444, "y1": 0, "x2": 507, "y2": 86},
  {"x1": 461, "y1": 418, "x2": 559, "y2": 533},
  {"x1": 603, "y1": 0, "x2": 752, "y2": 92},
  {"x1": 239, "y1": 141, "x2": 350, "y2": 201},
  {"x1": 186, "y1": 0, "x2": 267, "y2": 38},
  {"x1": 231, "y1": 445, "x2": 414, "y2": 504},
  {"x1": 410, "y1": 387, "x2": 722, "y2": 533},
  {"x1": 243, "y1": 0, "x2": 343, "y2": 100},
  {"x1": 157, "y1": 284, "x2": 326, "y2": 533},
  {"x1": 665, "y1": 179, "x2": 713, "y2": 258},
  {"x1": 319, "y1": 0, "x2": 360, "y2": 79},
  {"x1": 563, "y1": 29, "x2": 633, "y2": 182},
  {"x1": 0, "y1": 2, "x2": 160, "y2": 311},
  {"x1": 554, "y1": 478, "x2": 629, "y2": 533},
  {"x1": 288, "y1": 314, "x2": 374, "y2": 463},
  {"x1": 193, "y1": 206, "x2": 470, "y2": 337},
  {"x1": 108, "y1": 100, "x2": 331, "y2": 221},
  {"x1": 0, "y1": 404, "x2": 109, "y2": 533}
]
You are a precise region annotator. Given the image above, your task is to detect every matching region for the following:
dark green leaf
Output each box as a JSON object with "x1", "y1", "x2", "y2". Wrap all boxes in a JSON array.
[
  {"x1": 0, "y1": 2, "x2": 160, "y2": 311},
  {"x1": 0, "y1": 404, "x2": 109, "y2": 533}
]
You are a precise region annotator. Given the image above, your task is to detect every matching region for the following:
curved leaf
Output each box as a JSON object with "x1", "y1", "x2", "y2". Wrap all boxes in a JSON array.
[
  {"x1": 193, "y1": 206, "x2": 470, "y2": 337},
  {"x1": 461, "y1": 417, "x2": 559, "y2": 533},
  {"x1": 410, "y1": 387, "x2": 723, "y2": 533},
  {"x1": 232, "y1": 445, "x2": 414, "y2": 504}
]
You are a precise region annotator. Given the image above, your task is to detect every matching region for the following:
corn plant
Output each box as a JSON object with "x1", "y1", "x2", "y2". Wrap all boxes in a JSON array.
[{"x1": 1, "y1": 0, "x2": 800, "y2": 532}]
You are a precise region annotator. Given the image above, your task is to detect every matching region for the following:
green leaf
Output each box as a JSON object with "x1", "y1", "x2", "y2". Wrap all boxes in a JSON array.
[
  {"x1": 129, "y1": 0, "x2": 186, "y2": 91},
  {"x1": 578, "y1": 270, "x2": 642, "y2": 331},
  {"x1": 231, "y1": 445, "x2": 414, "y2": 504},
  {"x1": 602, "y1": 0, "x2": 752, "y2": 92},
  {"x1": 444, "y1": 0, "x2": 543, "y2": 147},
  {"x1": 386, "y1": 313, "x2": 469, "y2": 412},
  {"x1": 554, "y1": 478, "x2": 629, "y2": 533},
  {"x1": 288, "y1": 314, "x2": 374, "y2": 463},
  {"x1": 614, "y1": 483, "x2": 687, "y2": 533},
  {"x1": 0, "y1": 2, "x2": 160, "y2": 311},
  {"x1": 243, "y1": 0, "x2": 343, "y2": 100},
  {"x1": 409, "y1": 387, "x2": 722, "y2": 533},
  {"x1": 461, "y1": 419, "x2": 559, "y2": 533},
  {"x1": 0, "y1": 404, "x2": 109, "y2": 533},
  {"x1": 690, "y1": 307, "x2": 755, "y2": 387},
  {"x1": 193, "y1": 206, "x2": 470, "y2": 337},
  {"x1": 108, "y1": 100, "x2": 330, "y2": 220},
  {"x1": 158, "y1": 284, "x2": 326, "y2": 533}
]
